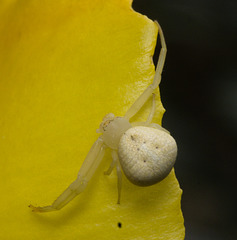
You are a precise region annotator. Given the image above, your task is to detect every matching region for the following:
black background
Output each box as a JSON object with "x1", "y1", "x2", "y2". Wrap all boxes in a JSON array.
[{"x1": 132, "y1": 1, "x2": 237, "y2": 240}]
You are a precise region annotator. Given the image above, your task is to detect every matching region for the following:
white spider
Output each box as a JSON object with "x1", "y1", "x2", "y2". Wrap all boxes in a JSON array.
[{"x1": 29, "y1": 21, "x2": 177, "y2": 213}]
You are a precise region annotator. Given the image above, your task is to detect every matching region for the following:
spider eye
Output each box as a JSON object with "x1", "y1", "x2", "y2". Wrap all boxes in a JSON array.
[
  {"x1": 102, "y1": 119, "x2": 113, "y2": 131},
  {"x1": 98, "y1": 113, "x2": 115, "y2": 133}
]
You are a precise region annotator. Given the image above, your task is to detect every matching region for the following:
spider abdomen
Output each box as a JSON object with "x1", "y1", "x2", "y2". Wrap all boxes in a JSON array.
[{"x1": 118, "y1": 126, "x2": 177, "y2": 186}]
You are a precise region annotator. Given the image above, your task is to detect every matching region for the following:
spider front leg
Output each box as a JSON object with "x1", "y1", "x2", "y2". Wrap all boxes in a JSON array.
[
  {"x1": 125, "y1": 21, "x2": 167, "y2": 120},
  {"x1": 29, "y1": 137, "x2": 105, "y2": 212}
]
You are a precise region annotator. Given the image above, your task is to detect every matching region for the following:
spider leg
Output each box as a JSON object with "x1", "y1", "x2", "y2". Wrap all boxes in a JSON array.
[
  {"x1": 147, "y1": 122, "x2": 170, "y2": 134},
  {"x1": 29, "y1": 137, "x2": 105, "y2": 212},
  {"x1": 144, "y1": 93, "x2": 170, "y2": 132},
  {"x1": 104, "y1": 150, "x2": 122, "y2": 204},
  {"x1": 104, "y1": 151, "x2": 116, "y2": 175},
  {"x1": 145, "y1": 93, "x2": 156, "y2": 124},
  {"x1": 116, "y1": 159, "x2": 122, "y2": 204},
  {"x1": 111, "y1": 151, "x2": 122, "y2": 204},
  {"x1": 152, "y1": 21, "x2": 167, "y2": 89},
  {"x1": 142, "y1": 93, "x2": 170, "y2": 133},
  {"x1": 125, "y1": 21, "x2": 167, "y2": 120}
]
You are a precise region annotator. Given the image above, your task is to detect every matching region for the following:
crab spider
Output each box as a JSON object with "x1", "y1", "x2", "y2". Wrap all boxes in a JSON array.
[{"x1": 29, "y1": 21, "x2": 177, "y2": 213}]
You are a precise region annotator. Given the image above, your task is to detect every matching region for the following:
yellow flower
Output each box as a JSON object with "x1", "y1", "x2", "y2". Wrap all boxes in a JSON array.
[{"x1": 0, "y1": 0, "x2": 184, "y2": 239}]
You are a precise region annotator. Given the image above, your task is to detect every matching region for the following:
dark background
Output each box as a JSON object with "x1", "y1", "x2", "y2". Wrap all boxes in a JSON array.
[{"x1": 132, "y1": 1, "x2": 237, "y2": 240}]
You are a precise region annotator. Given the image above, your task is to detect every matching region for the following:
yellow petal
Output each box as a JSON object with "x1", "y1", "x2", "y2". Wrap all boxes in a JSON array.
[{"x1": 0, "y1": 0, "x2": 184, "y2": 239}]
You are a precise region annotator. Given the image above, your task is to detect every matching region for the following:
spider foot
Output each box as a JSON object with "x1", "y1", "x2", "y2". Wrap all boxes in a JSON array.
[
  {"x1": 28, "y1": 204, "x2": 56, "y2": 212},
  {"x1": 28, "y1": 204, "x2": 43, "y2": 212}
]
